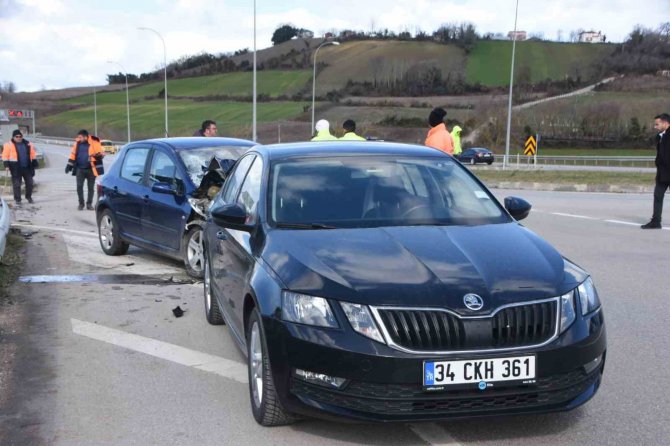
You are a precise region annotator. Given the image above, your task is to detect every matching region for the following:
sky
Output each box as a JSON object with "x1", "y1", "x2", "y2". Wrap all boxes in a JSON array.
[{"x1": 0, "y1": 0, "x2": 667, "y2": 92}]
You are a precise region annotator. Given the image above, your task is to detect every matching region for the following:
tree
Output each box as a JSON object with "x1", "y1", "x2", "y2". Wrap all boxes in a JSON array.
[{"x1": 271, "y1": 24, "x2": 298, "y2": 45}]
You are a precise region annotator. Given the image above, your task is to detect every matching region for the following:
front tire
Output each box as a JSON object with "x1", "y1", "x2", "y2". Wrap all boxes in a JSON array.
[
  {"x1": 204, "y1": 256, "x2": 224, "y2": 325},
  {"x1": 98, "y1": 209, "x2": 129, "y2": 256},
  {"x1": 247, "y1": 309, "x2": 296, "y2": 426},
  {"x1": 183, "y1": 224, "x2": 205, "y2": 278}
]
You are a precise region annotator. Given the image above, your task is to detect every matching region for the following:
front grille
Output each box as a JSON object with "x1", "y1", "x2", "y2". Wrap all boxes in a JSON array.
[
  {"x1": 291, "y1": 368, "x2": 599, "y2": 417},
  {"x1": 375, "y1": 300, "x2": 558, "y2": 352}
]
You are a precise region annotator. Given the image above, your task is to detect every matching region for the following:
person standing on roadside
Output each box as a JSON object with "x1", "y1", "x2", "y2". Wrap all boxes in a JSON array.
[
  {"x1": 2, "y1": 129, "x2": 39, "y2": 206},
  {"x1": 641, "y1": 113, "x2": 670, "y2": 229},
  {"x1": 311, "y1": 119, "x2": 338, "y2": 141},
  {"x1": 193, "y1": 120, "x2": 218, "y2": 137},
  {"x1": 451, "y1": 125, "x2": 463, "y2": 156},
  {"x1": 339, "y1": 119, "x2": 366, "y2": 141},
  {"x1": 425, "y1": 107, "x2": 454, "y2": 155},
  {"x1": 65, "y1": 129, "x2": 104, "y2": 211}
]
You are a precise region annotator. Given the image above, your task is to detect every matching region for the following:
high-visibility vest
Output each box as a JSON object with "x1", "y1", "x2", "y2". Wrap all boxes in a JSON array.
[
  {"x1": 311, "y1": 130, "x2": 338, "y2": 141},
  {"x1": 67, "y1": 136, "x2": 105, "y2": 176},
  {"x1": 339, "y1": 132, "x2": 366, "y2": 141},
  {"x1": 2, "y1": 140, "x2": 37, "y2": 165},
  {"x1": 425, "y1": 123, "x2": 454, "y2": 155}
]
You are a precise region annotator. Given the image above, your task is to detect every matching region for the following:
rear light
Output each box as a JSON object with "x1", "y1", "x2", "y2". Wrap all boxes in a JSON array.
[{"x1": 96, "y1": 183, "x2": 103, "y2": 200}]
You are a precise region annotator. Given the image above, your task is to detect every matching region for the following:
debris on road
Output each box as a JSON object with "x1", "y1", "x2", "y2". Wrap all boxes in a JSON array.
[{"x1": 172, "y1": 306, "x2": 185, "y2": 318}]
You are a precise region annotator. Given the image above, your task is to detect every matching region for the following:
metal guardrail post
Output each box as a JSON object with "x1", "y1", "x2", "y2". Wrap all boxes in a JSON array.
[{"x1": 0, "y1": 197, "x2": 12, "y2": 261}]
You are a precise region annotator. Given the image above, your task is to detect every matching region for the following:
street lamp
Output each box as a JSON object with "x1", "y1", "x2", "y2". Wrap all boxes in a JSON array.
[
  {"x1": 138, "y1": 26, "x2": 169, "y2": 137},
  {"x1": 107, "y1": 61, "x2": 131, "y2": 143},
  {"x1": 503, "y1": 0, "x2": 520, "y2": 170},
  {"x1": 311, "y1": 40, "x2": 340, "y2": 134},
  {"x1": 252, "y1": 0, "x2": 257, "y2": 141},
  {"x1": 93, "y1": 86, "x2": 97, "y2": 136}
]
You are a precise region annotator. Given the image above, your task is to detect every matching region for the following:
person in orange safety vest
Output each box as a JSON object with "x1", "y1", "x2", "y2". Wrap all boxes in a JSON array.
[
  {"x1": 424, "y1": 107, "x2": 455, "y2": 155},
  {"x1": 65, "y1": 129, "x2": 104, "y2": 210},
  {"x1": 2, "y1": 129, "x2": 39, "y2": 206}
]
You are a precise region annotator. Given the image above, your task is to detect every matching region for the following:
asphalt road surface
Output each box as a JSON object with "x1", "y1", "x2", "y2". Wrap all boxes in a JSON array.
[{"x1": 1, "y1": 143, "x2": 668, "y2": 446}]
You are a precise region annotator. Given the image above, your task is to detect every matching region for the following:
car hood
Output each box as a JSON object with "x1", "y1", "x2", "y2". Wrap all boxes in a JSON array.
[{"x1": 262, "y1": 223, "x2": 586, "y2": 315}]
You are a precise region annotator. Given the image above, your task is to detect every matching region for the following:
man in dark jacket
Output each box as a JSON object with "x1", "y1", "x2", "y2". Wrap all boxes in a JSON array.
[
  {"x1": 1, "y1": 130, "x2": 39, "y2": 206},
  {"x1": 192, "y1": 120, "x2": 217, "y2": 137},
  {"x1": 641, "y1": 113, "x2": 670, "y2": 229}
]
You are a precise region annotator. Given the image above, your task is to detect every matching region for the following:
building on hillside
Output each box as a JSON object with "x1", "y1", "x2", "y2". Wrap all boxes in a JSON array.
[
  {"x1": 508, "y1": 31, "x2": 527, "y2": 41},
  {"x1": 579, "y1": 31, "x2": 605, "y2": 43},
  {"x1": 297, "y1": 29, "x2": 314, "y2": 39}
]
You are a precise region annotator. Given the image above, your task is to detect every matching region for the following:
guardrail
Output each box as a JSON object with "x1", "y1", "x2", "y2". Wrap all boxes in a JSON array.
[
  {"x1": 512, "y1": 155, "x2": 655, "y2": 168},
  {"x1": 0, "y1": 197, "x2": 12, "y2": 261},
  {"x1": 32, "y1": 136, "x2": 126, "y2": 146}
]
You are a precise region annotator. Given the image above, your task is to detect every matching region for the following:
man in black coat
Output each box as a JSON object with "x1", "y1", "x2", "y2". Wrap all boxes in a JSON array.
[{"x1": 641, "y1": 113, "x2": 670, "y2": 229}]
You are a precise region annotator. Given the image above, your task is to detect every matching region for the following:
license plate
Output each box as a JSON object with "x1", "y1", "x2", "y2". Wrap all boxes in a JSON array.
[{"x1": 423, "y1": 356, "x2": 535, "y2": 387}]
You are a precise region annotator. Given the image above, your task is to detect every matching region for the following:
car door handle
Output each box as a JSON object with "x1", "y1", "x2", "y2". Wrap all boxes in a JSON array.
[
  {"x1": 112, "y1": 186, "x2": 127, "y2": 196},
  {"x1": 143, "y1": 195, "x2": 149, "y2": 202},
  {"x1": 216, "y1": 231, "x2": 228, "y2": 240}
]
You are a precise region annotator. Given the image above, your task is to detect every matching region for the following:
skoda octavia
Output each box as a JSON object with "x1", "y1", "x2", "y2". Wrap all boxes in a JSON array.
[{"x1": 203, "y1": 142, "x2": 606, "y2": 425}]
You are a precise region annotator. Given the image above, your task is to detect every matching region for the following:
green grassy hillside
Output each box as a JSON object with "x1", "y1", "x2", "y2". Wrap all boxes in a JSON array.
[
  {"x1": 42, "y1": 100, "x2": 309, "y2": 139},
  {"x1": 466, "y1": 41, "x2": 615, "y2": 86},
  {"x1": 63, "y1": 70, "x2": 312, "y2": 105}
]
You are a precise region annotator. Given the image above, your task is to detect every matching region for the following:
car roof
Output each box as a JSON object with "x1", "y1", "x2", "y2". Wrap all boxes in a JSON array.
[
  {"x1": 253, "y1": 141, "x2": 452, "y2": 160},
  {"x1": 135, "y1": 137, "x2": 257, "y2": 151}
]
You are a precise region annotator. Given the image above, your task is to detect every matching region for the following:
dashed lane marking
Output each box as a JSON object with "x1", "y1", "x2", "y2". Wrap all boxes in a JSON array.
[
  {"x1": 71, "y1": 318, "x2": 248, "y2": 384},
  {"x1": 551, "y1": 212, "x2": 598, "y2": 220}
]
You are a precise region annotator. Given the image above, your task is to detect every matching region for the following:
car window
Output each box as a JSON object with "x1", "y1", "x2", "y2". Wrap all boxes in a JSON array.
[
  {"x1": 236, "y1": 157, "x2": 263, "y2": 224},
  {"x1": 148, "y1": 150, "x2": 184, "y2": 190},
  {"x1": 179, "y1": 146, "x2": 250, "y2": 186},
  {"x1": 221, "y1": 155, "x2": 255, "y2": 204},
  {"x1": 269, "y1": 156, "x2": 508, "y2": 228},
  {"x1": 120, "y1": 148, "x2": 150, "y2": 184}
]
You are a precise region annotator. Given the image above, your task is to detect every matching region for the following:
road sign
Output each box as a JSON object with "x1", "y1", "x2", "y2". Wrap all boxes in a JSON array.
[
  {"x1": 7, "y1": 109, "x2": 34, "y2": 119},
  {"x1": 524, "y1": 135, "x2": 537, "y2": 156}
]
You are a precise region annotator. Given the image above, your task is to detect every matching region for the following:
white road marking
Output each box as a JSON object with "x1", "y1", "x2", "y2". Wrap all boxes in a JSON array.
[
  {"x1": 604, "y1": 219, "x2": 643, "y2": 227},
  {"x1": 71, "y1": 318, "x2": 248, "y2": 384},
  {"x1": 409, "y1": 423, "x2": 463, "y2": 446},
  {"x1": 12, "y1": 223, "x2": 97, "y2": 237},
  {"x1": 551, "y1": 212, "x2": 598, "y2": 220}
]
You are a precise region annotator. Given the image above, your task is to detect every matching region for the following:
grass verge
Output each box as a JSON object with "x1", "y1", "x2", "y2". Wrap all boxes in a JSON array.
[
  {"x1": 474, "y1": 169, "x2": 655, "y2": 186},
  {"x1": 0, "y1": 233, "x2": 25, "y2": 302}
]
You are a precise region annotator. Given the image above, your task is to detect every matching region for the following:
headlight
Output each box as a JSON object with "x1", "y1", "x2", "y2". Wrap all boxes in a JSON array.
[
  {"x1": 281, "y1": 291, "x2": 338, "y2": 328},
  {"x1": 559, "y1": 290, "x2": 576, "y2": 334},
  {"x1": 340, "y1": 302, "x2": 385, "y2": 344},
  {"x1": 577, "y1": 277, "x2": 601, "y2": 315}
]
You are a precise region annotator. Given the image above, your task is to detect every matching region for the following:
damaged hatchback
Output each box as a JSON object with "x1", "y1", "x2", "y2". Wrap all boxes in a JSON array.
[{"x1": 96, "y1": 137, "x2": 255, "y2": 277}]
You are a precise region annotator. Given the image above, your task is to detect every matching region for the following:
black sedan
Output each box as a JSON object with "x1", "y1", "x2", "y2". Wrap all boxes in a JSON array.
[
  {"x1": 458, "y1": 147, "x2": 495, "y2": 165},
  {"x1": 203, "y1": 142, "x2": 605, "y2": 425}
]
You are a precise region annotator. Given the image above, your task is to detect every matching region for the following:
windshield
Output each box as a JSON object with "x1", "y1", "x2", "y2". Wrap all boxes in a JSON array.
[
  {"x1": 179, "y1": 146, "x2": 249, "y2": 185},
  {"x1": 269, "y1": 156, "x2": 509, "y2": 228}
]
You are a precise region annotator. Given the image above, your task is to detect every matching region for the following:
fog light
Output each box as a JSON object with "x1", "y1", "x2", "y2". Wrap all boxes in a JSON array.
[
  {"x1": 294, "y1": 368, "x2": 348, "y2": 389},
  {"x1": 583, "y1": 355, "x2": 603, "y2": 374}
]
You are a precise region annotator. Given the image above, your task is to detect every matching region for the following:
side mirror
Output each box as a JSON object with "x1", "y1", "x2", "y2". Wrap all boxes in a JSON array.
[
  {"x1": 504, "y1": 196, "x2": 532, "y2": 221},
  {"x1": 152, "y1": 182, "x2": 176, "y2": 195},
  {"x1": 211, "y1": 203, "x2": 253, "y2": 232}
]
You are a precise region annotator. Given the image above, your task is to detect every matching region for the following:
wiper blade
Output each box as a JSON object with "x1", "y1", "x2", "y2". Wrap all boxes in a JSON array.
[{"x1": 275, "y1": 222, "x2": 338, "y2": 229}]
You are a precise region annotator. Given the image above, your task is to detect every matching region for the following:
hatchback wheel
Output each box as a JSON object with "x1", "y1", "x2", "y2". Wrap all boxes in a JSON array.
[
  {"x1": 247, "y1": 309, "x2": 296, "y2": 426},
  {"x1": 204, "y1": 256, "x2": 224, "y2": 325},
  {"x1": 183, "y1": 225, "x2": 205, "y2": 278},
  {"x1": 98, "y1": 209, "x2": 129, "y2": 255}
]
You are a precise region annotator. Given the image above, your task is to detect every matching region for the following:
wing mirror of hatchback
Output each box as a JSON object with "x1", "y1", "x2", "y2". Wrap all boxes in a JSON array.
[
  {"x1": 211, "y1": 203, "x2": 253, "y2": 232},
  {"x1": 152, "y1": 182, "x2": 177, "y2": 195},
  {"x1": 504, "y1": 196, "x2": 532, "y2": 221}
]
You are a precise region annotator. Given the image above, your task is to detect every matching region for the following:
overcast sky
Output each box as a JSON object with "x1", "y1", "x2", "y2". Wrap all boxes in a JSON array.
[{"x1": 0, "y1": 0, "x2": 666, "y2": 92}]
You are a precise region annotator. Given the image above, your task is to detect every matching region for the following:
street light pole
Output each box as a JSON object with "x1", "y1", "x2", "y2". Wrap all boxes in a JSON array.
[
  {"x1": 503, "y1": 0, "x2": 520, "y2": 170},
  {"x1": 138, "y1": 27, "x2": 169, "y2": 137},
  {"x1": 93, "y1": 86, "x2": 98, "y2": 135},
  {"x1": 311, "y1": 40, "x2": 339, "y2": 135},
  {"x1": 252, "y1": 0, "x2": 257, "y2": 141},
  {"x1": 108, "y1": 61, "x2": 131, "y2": 143}
]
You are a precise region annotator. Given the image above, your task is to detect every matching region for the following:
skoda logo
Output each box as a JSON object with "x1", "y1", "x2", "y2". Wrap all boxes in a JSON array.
[{"x1": 463, "y1": 294, "x2": 484, "y2": 311}]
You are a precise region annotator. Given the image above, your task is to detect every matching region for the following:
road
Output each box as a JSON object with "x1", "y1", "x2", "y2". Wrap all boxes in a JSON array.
[{"x1": 0, "y1": 143, "x2": 668, "y2": 445}]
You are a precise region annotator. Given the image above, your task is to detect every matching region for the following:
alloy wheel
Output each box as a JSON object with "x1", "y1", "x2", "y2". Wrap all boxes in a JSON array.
[
  {"x1": 100, "y1": 215, "x2": 114, "y2": 249},
  {"x1": 187, "y1": 229, "x2": 204, "y2": 272},
  {"x1": 250, "y1": 321, "x2": 264, "y2": 408}
]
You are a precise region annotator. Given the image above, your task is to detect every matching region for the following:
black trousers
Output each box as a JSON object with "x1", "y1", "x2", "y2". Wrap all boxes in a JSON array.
[
  {"x1": 652, "y1": 180, "x2": 670, "y2": 223},
  {"x1": 11, "y1": 169, "x2": 34, "y2": 202},
  {"x1": 76, "y1": 168, "x2": 96, "y2": 206}
]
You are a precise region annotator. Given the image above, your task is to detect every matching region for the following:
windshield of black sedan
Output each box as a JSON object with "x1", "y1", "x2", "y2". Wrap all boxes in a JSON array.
[
  {"x1": 269, "y1": 156, "x2": 508, "y2": 228},
  {"x1": 179, "y1": 146, "x2": 248, "y2": 185}
]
